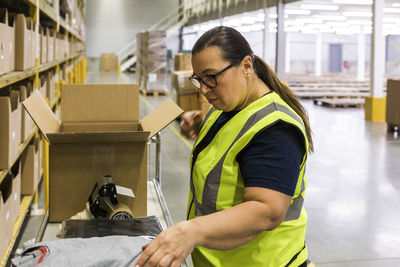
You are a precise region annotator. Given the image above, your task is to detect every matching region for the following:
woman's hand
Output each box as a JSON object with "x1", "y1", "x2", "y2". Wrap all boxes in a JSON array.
[
  {"x1": 180, "y1": 110, "x2": 203, "y2": 140},
  {"x1": 135, "y1": 221, "x2": 197, "y2": 267}
]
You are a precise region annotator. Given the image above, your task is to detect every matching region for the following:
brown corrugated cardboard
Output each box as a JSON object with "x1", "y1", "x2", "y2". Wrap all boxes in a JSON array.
[
  {"x1": 0, "y1": 90, "x2": 22, "y2": 170},
  {"x1": 387, "y1": 79, "x2": 400, "y2": 125},
  {"x1": 15, "y1": 14, "x2": 34, "y2": 70},
  {"x1": 100, "y1": 53, "x2": 119, "y2": 72},
  {"x1": 174, "y1": 53, "x2": 192, "y2": 71},
  {"x1": 20, "y1": 84, "x2": 34, "y2": 142},
  {"x1": 23, "y1": 84, "x2": 183, "y2": 222},
  {"x1": 171, "y1": 70, "x2": 196, "y2": 93},
  {"x1": 10, "y1": 160, "x2": 21, "y2": 223},
  {"x1": 47, "y1": 28, "x2": 55, "y2": 63},
  {"x1": 7, "y1": 11, "x2": 15, "y2": 72},
  {"x1": 177, "y1": 91, "x2": 200, "y2": 112},
  {"x1": 21, "y1": 137, "x2": 39, "y2": 195},
  {"x1": 0, "y1": 174, "x2": 13, "y2": 257},
  {"x1": 0, "y1": 8, "x2": 14, "y2": 74},
  {"x1": 40, "y1": 26, "x2": 47, "y2": 64},
  {"x1": 0, "y1": 8, "x2": 8, "y2": 75}
]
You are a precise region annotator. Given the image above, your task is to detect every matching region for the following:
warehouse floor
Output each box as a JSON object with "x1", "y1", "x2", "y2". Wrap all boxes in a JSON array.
[{"x1": 13, "y1": 70, "x2": 400, "y2": 267}]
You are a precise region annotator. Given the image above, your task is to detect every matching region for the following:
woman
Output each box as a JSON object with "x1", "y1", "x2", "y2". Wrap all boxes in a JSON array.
[{"x1": 136, "y1": 26, "x2": 313, "y2": 267}]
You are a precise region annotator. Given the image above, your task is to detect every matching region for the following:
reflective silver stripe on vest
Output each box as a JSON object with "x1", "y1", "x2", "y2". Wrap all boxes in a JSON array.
[{"x1": 192, "y1": 102, "x2": 306, "y2": 221}]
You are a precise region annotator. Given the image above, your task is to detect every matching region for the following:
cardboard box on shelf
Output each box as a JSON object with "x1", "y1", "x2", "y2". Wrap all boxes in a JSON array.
[
  {"x1": 15, "y1": 14, "x2": 34, "y2": 71},
  {"x1": 0, "y1": 90, "x2": 22, "y2": 170},
  {"x1": 20, "y1": 84, "x2": 35, "y2": 143},
  {"x1": 7, "y1": 11, "x2": 15, "y2": 73},
  {"x1": 100, "y1": 53, "x2": 119, "y2": 72},
  {"x1": 23, "y1": 84, "x2": 183, "y2": 222},
  {"x1": 20, "y1": 136, "x2": 40, "y2": 195},
  {"x1": 10, "y1": 160, "x2": 21, "y2": 223},
  {"x1": 0, "y1": 173, "x2": 13, "y2": 257},
  {"x1": 0, "y1": 8, "x2": 15, "y2": 74},
  {"x1": 47, "y1": 28, "x2": 55, "y2": 63},
  {"x1": 171, "y1": 70, "x2": 196, "y2": 93},
  {"x1": 40, "y1": 26, "x2": 47, "y2": 64},
  {"x1": 174, "y1": 53, "x2": 192, "y2": 71},
  {"x1": 387, "y1": 79, "x2": 400, "y2": 125}
]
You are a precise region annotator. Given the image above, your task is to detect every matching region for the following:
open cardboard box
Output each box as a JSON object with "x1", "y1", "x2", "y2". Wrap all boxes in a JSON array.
[{"x1": 23, "y1": 84, "x2": 183, "y2": 222}]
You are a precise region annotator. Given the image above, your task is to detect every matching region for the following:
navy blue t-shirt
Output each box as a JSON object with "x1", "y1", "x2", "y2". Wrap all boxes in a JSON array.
[{"x1": 192, "y1": 109, "x2": 305, "y2": 197}]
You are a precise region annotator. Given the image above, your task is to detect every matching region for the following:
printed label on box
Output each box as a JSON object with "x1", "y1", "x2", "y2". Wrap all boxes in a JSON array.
[{"x1": 148, "y1": 73, "x2": 157, "y2": 82}]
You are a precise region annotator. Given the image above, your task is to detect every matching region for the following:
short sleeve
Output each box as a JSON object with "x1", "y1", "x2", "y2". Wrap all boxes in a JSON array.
[{"x1": 236, "y1": 120, "x2": 306, "y2": 196}]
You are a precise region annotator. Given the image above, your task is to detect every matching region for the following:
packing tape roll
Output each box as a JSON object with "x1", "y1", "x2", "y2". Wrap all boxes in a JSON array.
[{"x1": 109, "y1": 203, "x2": 134, "y2": 220}]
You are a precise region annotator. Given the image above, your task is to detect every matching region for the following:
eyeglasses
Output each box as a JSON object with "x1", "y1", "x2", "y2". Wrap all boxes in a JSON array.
[{"x1": 189, "y1": 58, "x2": 243, "y2": 89}]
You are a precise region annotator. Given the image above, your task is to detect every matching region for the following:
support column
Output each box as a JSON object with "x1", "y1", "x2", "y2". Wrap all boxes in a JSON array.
[
  {"x1": 275, "y1": 0, "x2": 286, "y2": 80},
  {"x1": 357, "y1": 33, "x2": 366, "y2": 81},
  {"x1": 263, "y1": 0, "x2": 270, "y2": 62},
  {"x1": 285, "y1": 32, "x2": 291, "y2": 73},
  {"x1": 365, "y1": 0, "x2": 386, "y2": 122},
  {"x1": 315, "y1": 33, "x2": 322, "y2": 77}
]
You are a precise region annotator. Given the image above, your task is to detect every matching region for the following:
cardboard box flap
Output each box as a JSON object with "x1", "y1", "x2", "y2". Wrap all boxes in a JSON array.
[
  {"x1": 140, "y1": 98, "x2": 183, "y2": 140},
  {"x1": 22, "y1": 90, "x2": 61, "y2": 142},
  {"x1": 62, "y1": 84, "x2": 139, "y2": 123},
  {"x1": 47, "y1": 131, "x2": 149, "y2": 144}
]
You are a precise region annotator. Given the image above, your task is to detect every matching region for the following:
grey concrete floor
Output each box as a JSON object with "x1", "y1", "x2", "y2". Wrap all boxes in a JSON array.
[{"x1": 13, "y1": 70, "x2": 400, "y2": 267}]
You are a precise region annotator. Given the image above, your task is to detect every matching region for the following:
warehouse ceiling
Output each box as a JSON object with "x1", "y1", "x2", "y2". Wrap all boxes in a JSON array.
[{"x1": 184, "y1": 0, "x2": 400, "y2": 35}]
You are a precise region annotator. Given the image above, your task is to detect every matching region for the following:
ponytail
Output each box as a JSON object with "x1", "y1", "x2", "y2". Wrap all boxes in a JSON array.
[{"x1": 253, "y1": 55, "x2": 314, "y2": 153}]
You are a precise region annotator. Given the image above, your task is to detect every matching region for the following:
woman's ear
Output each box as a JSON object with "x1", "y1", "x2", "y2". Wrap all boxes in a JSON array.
[{"x1": 242, "y1": 55, "x2": 253, "y2": 76}]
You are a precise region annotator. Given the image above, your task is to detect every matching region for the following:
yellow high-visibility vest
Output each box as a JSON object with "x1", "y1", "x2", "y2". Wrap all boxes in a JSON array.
[{"x1": 187, "y1": 92, "x2": 309, "y2": 267}]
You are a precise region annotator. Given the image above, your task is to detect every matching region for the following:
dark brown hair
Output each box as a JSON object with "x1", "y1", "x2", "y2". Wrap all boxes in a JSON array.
[{"x1": 192, "y1": 26, "x2": 314, "y2": 153}]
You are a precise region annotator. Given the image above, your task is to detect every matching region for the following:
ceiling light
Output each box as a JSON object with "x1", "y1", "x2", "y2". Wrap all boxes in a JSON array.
[
  {"x1": 383, "y1": 17, "x2": 400, "y2": 23},
  {"x1": 347, "y1": 20, "x2": 372, "y2": 25},
  {"x1": 332, "y1": 0, "x2": 372, "y2": 4},
  {"x1": 383, "y1": 8, "x2": 400, "y2": 13},
  {"x1": 393, "y1": 3, "x2": 400, "y2": 8},
  {"x1": 285, "y1": 9, "x2": 311, "y2": 15},
  {"x1": 285, "y1": 20, "x2": 305, "y2": 26},
  {"x1": 342, "y1": 11, "x2": 372, "y2": 17},
  {"x1": 327, "y1": 21, "x2": 349, "y2": 27},
  {"x1": 269, "y1": 14, "x2": 277, "y2": 19},
  {"x1": 301, "y1": 29, "x2": 319, "y2": 34},
  {"x1": 314, "y1": 15, "x2": 347, "y2": 21},
  {"x1": 241, "y1": 17, "x2": 257, "y2": 24},
  {"x1": 301, "y1": 4, "x2": 338, "y2": 11}
]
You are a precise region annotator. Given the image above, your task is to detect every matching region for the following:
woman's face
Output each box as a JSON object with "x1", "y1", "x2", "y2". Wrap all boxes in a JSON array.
[{"x1": 192, "y1": 46, "x2": 248, "y2": 112}]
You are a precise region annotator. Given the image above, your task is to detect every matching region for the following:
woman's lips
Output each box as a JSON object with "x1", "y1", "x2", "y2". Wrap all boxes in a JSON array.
[{"x1": 207, "y1": 98, "x2": 218, "y2": 104}]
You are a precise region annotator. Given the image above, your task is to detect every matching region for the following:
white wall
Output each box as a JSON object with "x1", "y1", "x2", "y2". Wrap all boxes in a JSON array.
[{"x1": 85, "y1": 0, "x2": 179, "y2": 58}]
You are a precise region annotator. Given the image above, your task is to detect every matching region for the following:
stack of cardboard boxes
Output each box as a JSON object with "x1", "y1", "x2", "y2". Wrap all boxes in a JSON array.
[
  {"x1": 0, "y1": 82, "x2": 41, "y2": 257},
  {"x1": 137, "y1": 30, "x2": 168, "y2": 93},
  {"x1": 171, "y1": 53, "x2": 210, "y2": 115}
]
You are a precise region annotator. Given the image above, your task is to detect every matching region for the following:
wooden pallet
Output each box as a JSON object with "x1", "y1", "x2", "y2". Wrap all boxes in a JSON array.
[
  {"x1": 313, "y1": 98, "x2": 364, "y2": 108},
  {"x1": 294, "y1": 91, "x2": 369, "y2": 99},
  {"x1": 140, "y1": 89, "x2": 169, "y2": 96}
]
